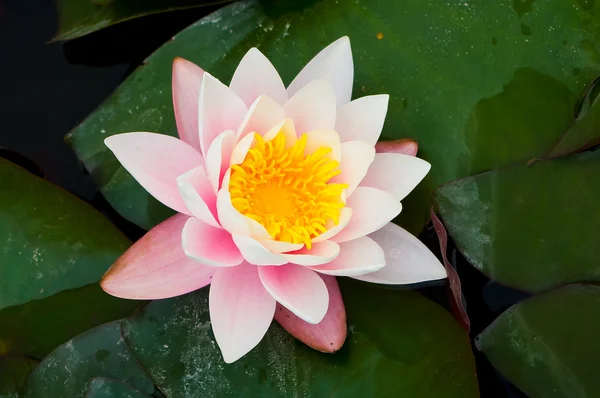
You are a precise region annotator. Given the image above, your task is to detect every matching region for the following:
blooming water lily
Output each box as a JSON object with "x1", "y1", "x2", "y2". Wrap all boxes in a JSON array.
[{"x1": 101, "y1": 37, "x2": 447, "y2": 363}]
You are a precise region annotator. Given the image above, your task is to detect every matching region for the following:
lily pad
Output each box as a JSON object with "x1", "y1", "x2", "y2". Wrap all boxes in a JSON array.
[
  {"x1": 23, "y1": 282, "x2": 477, "y2": 397},
  {"x1": 435, "y1": 150, "x2": 600, "y2": 292},
  {"x1": 85, "y1": 377, "x2": 151, "y2": 398},
  {"x1": 66, "y1": 0, "x2": 600, "y2": 234},
  {"x1": 23, "y1": 322, "x2": 155, "y2": 398},
  {"x1": 0, "y1": 158, "x2": 144, "y2": 358},
  {"x1": 54, "y1": 0, "x2": 231, "y2": 41},
  {"x1": 476, "y1": 284, "x2": 600, "y2": 398}
]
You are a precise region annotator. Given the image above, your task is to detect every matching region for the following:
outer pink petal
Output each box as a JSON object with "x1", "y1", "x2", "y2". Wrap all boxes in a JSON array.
[
  {"x1": 210, "y1": 263, "x2": 276, "y2": 363},
  {"x1": 335, "y1": 95, "x2": 389, "y2": 145},
  {"x1": 354, "y1": 222, "x2": 446, "y2": 284},
  {"x1": 198, "y1": 72, "x2": 247, "y2": 158},
  {"x1": 258, "y1": 264, "x2": 329, "y2": 324},
  {"x1": 172, "y1": 58, "x2": 204, "y2": 150},
  {"x1": 101, "y1": 214, "x2": 214, "y2": 300},
  {"x1": 274, "y1": 275, "x2": 346, "y2": 353},
  {"x1": 312, "y1": 207, "x2": 353, "y2": 243},
  {"x1": 283, "y1": 79, "x2": 337, "y2": 134},
  {"x1": 236, "y1": 95, "x2": 286, "y2": 141},
  {"x1": 287, "y1": 36, "x2": 353, "y2": 105},
  {"x1": 361, "y1": 153, "x2": 431, "y2": 201},
  {"x1": 205, "y1": 130, "x2": 235, "y2": 193},
  {"x1": 375, "y1": 139, "x2": 418, "y2": 156},
  {"x1": 231, "y1": 234, "x2": 288, "y2": 266},
  {"x1": 283, "y1": 240, "x2": 340, "y2": 266},
  {"x1": 181, "y1": 217, "x2": 242, "y2": 267},
  {"x1": 105, "y1": 132, "x2": 204, "y2": 215},
  {"x1": 176, "y1": 166, "x2": 219, "y2": 228},
  {"x1": 230, "y1": 48, "x2": 288, "y2": 106},
  {"x1": 332, "y1": 187, "x2": 402, "y2": 243},
  {"x1": 309, "y1": 236, "x2": 385, "y2": 276},
  {"x1": 330, "y1": 141, "x2": 375, "y2": 196}
]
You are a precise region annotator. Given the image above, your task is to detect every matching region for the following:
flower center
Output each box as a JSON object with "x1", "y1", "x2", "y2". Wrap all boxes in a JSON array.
[{"x1": 229, "y1": 131, "x2": 347, "y2": 249}]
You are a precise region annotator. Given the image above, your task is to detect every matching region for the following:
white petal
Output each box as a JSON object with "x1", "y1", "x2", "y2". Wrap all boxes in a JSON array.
[
  {"x1": 262, "y1": 118, "x2": 297, "y2": 146},
  {"x1": 283, "y1": 240, "x2": 340, "y2": 266},
  {"x1": 210, "y1": 263, "x2": 276, "y2": 363},
  {"x1": 231, "y1": 234, "x2": 288, "y2": 266},
  {"x1": 217, "y1": 171, "x2": 251, "y2": 236},
  {"x1": 236, "y1": 95, "x2": 285, "y2": 141},
  {"x1": 230, "y1": 132, "x2": 255, "y2": 166},
  {"x1": 312, "y1": 207, "x2": 353, "y2": 243},
  {"x1": 304, "y1": 129, "x2": 341, "y2": 162},
  {"x1": 309, "y1": 236, "x2": 385, "y2": 276},
  {"x1": 198, "y1": 72, "x2": 247, "y2": 158},
  {"x1": 205, "y1": 130, "x2": 235, "y2": 193},
  {"x1": 330, "y1": 141, "x2": 375, "y2": 196},
  {"x1": 335, "y1": 95, "x2": 389, "y2": 145},
  {"x1": 354, "y1": 222, "x2": 447, "y2": 284},
  {"x1": 283, "y1": 79, "x2": 337, "y2": 133},
  {"x1": 361, "y1": 153, "x2": 431, "y2": 201},
  {"x1": 176, "y1": 166, "x2": 219, "y2": 228},
  {"x1": 260, "y1": 239, "x2": 304, "y2": 253},
  {"x1": 332, "y1": 187, "x2": 402, "y2": 243},
  {"x1": 230, "y1": 48, "x2": 288, "y2": 106},
  {"x1": 287, "y1": 36, "x2": 353, "y2": 105}
]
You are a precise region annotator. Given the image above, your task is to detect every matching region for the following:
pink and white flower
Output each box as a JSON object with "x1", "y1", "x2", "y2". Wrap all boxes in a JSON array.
[{"x1": 101, "y1": 37, "x2": 447, "y2": 363}]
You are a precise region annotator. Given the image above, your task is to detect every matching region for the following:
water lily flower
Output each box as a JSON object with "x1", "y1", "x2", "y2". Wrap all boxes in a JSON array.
[{"x1": 101, "y1": 37, "x2": 447, "y2": 363}]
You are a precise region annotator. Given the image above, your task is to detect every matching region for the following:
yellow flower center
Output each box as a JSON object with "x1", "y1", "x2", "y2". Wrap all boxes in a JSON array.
[{"x1": 229, "y1": 131, "x2": 347, "y2": 249}]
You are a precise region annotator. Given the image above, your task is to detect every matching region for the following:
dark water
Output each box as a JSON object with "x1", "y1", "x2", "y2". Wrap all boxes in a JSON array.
[{"x1": 0, "y1": 1, "x2": 528, "y2": 396}]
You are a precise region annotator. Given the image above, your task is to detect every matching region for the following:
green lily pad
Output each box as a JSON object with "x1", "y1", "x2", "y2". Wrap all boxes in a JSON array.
[
  {"x1": 476, "y1": 284, "x2": 600, "y2": 398},
  {"x1": 0, "y1": 158, "x2": 144, "y2": 358},
  {"x1": 85, "y1": 377, "x2": 151, "y2": 398},
  {"x1": 0, "y1": 284, "x2": 143, "y2": 359},
  {"x1": 66, "y1": 0, "x2": 600, "y2": 234},
  {"x1": 0, "y1": 355, "x2": 37, "y2": 398},
  {"x1": 23, "y1": 322, "x2": 155, "y2": 398},
  {"x1": 23, "y1": 282, "x2": 477, "y2": 397},
  {"x1": 435, "y1": 150, "x2": 600, "y2": 292},
  {"x1": 54, "y1": 0, "x2": 231, "y2": 41}
]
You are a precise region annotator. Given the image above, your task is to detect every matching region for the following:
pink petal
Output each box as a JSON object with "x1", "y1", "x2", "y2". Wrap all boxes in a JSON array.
[
  {"x1": 172, "y1": 58, "x2": 204, "y2": 150},
  {"x1": 283, "y1": 79, "x2": 337, "y2": 134},
  {"x1": 104, "y1": 132, "x2": 204, "y2": 215},
  {"x1": 210, "y1": 263, "x2": 276, "y2": 363},
  {"x1": 332, "y1": 187, "x2": 402, "y2": 243},
  {"x1": 230, "y1": 48, "x2": 288, "y2": 106},
  {"x1": 260, "y1": 239, "x2": 304, "y2": 253},
  {"x1": 287, "y1": 36, "x2": 353, "y2": 105},
  {"x1": 236, "y1": 95, "x2": 285, "y2": 141},
  {"x1": 101, "y1": 214, "x2": 214, "y2": 300},
  {"x1": 309, "y1": 236, "x2": 385, "y2": 276},
  {"x1": 360, "y1": 153, "x2": 431, "y2": 201},
  {"x1": 198, "y1": 72, "x2": 247, "y2": 158},
  {"x1": 283, "y1": 240, "x2": 340, "y2": 266},
  {"x1": 304, "y1": 129, "x2": 341, "y2": 162},
  {"x1": 334, "y1": 95, "x2": 389, "y2": 145},
  {"x1": 258, "y1": 264, "x2": 329, "y2": 324},
  {"x1": 181, "y1": 217, "x2": 242, "y2": 267},
  {"x1": 231, "y1": 234, "x2": 288, "y2": 266},
  {"x1": 375, "y1": 139, "x2": 418, "y2": 156},
  {"x1": 330, "y1": 141, "x2": 375, "y2": 196},
  {"x1": 176, "y1": 166, "x2": 219, "y2": 228},
  {"x1": 312, "y1": 207, "x2": 353, "y2": 243},
  {"x1": 205, "y1": 130, "x2": 235, "y2": 193},
  {"x1": 353, "y1": 222, "x2": 447, "y2": 284},
  {"x1": 274, "y1": 275, "x2": 346, "y2": 353}
]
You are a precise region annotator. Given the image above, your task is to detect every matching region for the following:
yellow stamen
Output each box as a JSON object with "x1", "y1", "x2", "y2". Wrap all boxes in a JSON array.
[{"x1": 229, "y1": 131, "x2": 347, "y2": 249}]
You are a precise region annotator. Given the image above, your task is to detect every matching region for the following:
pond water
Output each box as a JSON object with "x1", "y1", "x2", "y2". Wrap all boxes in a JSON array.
[{"x1": 0, "y1": 1, "x2": 531, "y2": 396}]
